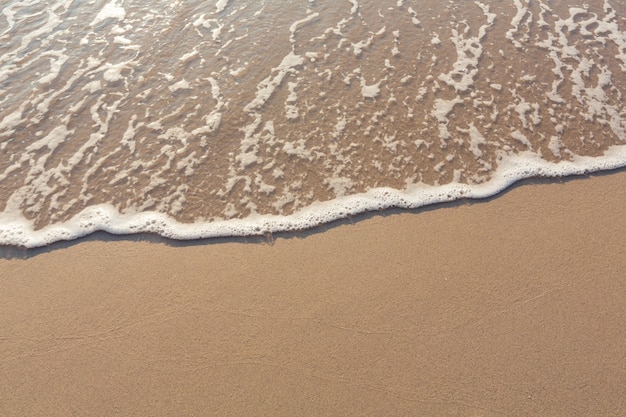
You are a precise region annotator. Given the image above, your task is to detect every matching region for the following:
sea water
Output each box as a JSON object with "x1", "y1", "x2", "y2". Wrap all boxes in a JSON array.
[{"x1": 1, "y1": 0, "x2": 626, "y2": 247}]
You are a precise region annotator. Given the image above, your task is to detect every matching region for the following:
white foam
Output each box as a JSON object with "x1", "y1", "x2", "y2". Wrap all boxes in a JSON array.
[
  {"x1": 215, "y1": 0, "x2": 230, "y2": 13},
  {"x1": 458, "y1": 124, "x2": 487, "y2": 158},
  {"x1": 348, "y1": 0, "x2": 359, "y2": 15},
  {"x1": 3, "y1": 0, "x2": 626, "y2": 249},
  {"x1": 25, "y1": 125, "x2": 70, "y2": 153},
  {"x1": 289, "y1": 12, "x2": 320, "y2": 43},
  {"x1": 324, "y1": 176, "x2": 354, "y2": 196},
  {"x1": 103, "y1": 64, "x2": 125, "y2": 83},
  {"x1": 3, "y1": 145, "x2": 626, "y2": 248},
  {"x1": 407, "y1": 7, "x2": 421, "y2": 26},
  {"x1": 243, "y1": 52, "x2": 304, "y2": 113},
  {"x1": 285, "y1": 81, "x2": 300, "y2": 120},
  {"x1": 360, "y1": 79, "x2": 381, "y2": 99},
  {"x1": 511, "y1": 129, "x2": 532, "y2": 149},
  {"x1": 0, "y1": 109, "x2": 24, "y2": 138},
  {"x1": 91, "y1": 0, "x2": 126, "y2": 26},
  {"x1": 438, "y1": 3, "x2": 494, "y2": 93},
  {"x1": 37, "y1": 52, "x2": 69, "y2": 84},
  {"x1": 506, "y1": 0, "x2": 529, "y2": 48},
  {"x1": 169, "y1": 79, "x2": 191, "y2": 92},
  {"x1": 113, "y1": 36, "x2": 132, "y2": 45},
  {"x1": 432, "y1": 97, "x2": 457, "y2": 118},
  {"x1": 548, "y1": 136, "x2": 563, "y2": 157},
  {"x1": 352, "y1": 36, "x2": 374, "y2": 56}
]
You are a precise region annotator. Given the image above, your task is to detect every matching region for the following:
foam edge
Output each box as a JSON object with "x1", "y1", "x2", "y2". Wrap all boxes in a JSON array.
[{"x1": 2, "y1": 145, "x2": 626, "y2": 248}]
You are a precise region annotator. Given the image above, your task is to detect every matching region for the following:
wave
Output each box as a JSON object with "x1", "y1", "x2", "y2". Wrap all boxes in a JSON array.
[{"x1": 2, "y1": 146, "x2": 625, "y2": 248}]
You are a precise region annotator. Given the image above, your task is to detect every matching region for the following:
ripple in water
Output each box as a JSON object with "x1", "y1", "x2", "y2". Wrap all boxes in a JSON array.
[{"x1": 1, "y1": 0, "x2": 626, "y2": 247}]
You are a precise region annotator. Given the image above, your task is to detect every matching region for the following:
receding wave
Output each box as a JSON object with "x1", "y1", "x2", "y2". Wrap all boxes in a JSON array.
[{"x1": 1, "y1": 0, "x2": 626, "y2": 247}]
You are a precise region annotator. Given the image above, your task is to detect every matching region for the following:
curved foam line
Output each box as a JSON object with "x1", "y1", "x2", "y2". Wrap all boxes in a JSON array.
[{"x1": 2, "y1": 146, "x2": 626, "y2": 248}]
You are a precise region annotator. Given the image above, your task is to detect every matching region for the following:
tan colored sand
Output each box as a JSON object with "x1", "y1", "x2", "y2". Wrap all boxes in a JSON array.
[{"x1": 1, "y1": 172, "x2": 625, "y2": 416}]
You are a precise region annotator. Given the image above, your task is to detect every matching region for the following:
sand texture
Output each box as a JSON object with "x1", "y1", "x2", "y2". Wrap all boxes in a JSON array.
[{"x1": 1, "y1": 172, "x2": 626, "y2": 416}]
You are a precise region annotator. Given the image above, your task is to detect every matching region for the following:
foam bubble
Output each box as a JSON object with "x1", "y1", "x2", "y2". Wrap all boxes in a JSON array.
[
  {"x1": 3, "y1": 0, "x2": 626, "y2": 248},
  {"x1": 91, "y1": 1, "x2": 126, "y2": 26},
  {"x1": 2, "y1": 145, "x2": 626, "y2": 248},
  {"x1": 360, "y1": 80, "x2": 381, "y2": 99},
  {"x1": 215, "y1": 0, "x2": 232, "y2": 13}
]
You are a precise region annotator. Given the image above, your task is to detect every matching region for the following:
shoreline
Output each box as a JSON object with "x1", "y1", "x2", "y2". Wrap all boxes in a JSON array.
[
  {"x1": 1, "y1": 170, "x2": 625, "y2": 416},
  {"x1": 3, "y1": 147, "x2": 626, "y2": 249},
  {"x1": 2, "y1": 164, "x2": 626, "y2": 257}
]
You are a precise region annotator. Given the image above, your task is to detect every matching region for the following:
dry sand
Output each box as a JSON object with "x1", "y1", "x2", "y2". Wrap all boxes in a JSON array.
[{"x1": 1, "y1": 172, "x2": 625, "y2": 416}]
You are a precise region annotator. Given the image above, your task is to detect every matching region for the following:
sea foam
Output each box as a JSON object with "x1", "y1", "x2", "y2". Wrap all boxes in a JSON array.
[
  {"x1": 2, "y1": 0, "x2": 626, "y2": 247},
  {"x1": 1, "y1": 147, "x2": 625, "y2": 248}
]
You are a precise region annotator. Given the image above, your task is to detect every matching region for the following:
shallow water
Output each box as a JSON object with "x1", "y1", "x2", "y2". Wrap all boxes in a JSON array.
[{"x1": 1, "y1": 0, "x2": 626, "y2": 247}]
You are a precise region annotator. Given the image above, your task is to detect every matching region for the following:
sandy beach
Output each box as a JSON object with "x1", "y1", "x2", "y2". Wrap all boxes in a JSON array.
[
  {"x1": 2, "y1": 1, "x2": 626, "y2": 415},
  {"x1": 1, "y1": 172, "x2": 625, "y2": 416}
]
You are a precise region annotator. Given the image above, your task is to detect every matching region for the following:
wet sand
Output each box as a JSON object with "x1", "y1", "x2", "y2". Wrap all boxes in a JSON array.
[{"x1": 1, "y1": 172, "x2": 625, "y2": 417}]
